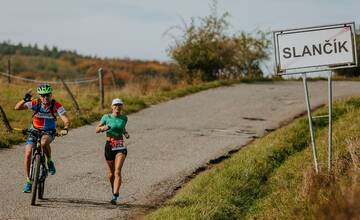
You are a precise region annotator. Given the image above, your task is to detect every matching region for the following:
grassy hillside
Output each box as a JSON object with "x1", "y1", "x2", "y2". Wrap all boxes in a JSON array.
[
  {"x1": 146, "y1": 97, "x2": 360, "y2": 220},
  {"x1": 0, "y1": 54, "x2": 174, "y2": 86},
  {"x1": 0, "y1": 41, "x2": 175, "y2": 88}
]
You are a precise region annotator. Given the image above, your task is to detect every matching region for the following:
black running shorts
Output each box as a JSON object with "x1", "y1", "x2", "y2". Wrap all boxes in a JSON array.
[{"x1": 104, "y1": 141, "x2": 127, "y2": 161}]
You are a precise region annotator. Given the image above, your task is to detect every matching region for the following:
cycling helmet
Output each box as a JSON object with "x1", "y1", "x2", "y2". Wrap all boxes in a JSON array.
[{"x1": 37, "y1": 84, "x2": 53, "y2": 94}]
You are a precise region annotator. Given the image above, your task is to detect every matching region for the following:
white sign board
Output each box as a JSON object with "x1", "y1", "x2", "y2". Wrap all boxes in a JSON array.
[{"x1": 273, "y1": 22, "x2": 357, "y2": 75}]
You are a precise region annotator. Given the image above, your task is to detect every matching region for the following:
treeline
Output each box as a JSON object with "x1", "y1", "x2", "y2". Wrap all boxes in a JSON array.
[{"x1": 0, "y1": 41, "x2": 89, "y2": 59}]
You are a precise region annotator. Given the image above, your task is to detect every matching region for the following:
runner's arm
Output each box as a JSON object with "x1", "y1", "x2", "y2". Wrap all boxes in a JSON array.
[
  {"x1": 96, "y1": 115, "x2": 111, "y2": 133},
  {"x1": 96, "y1": 122, "x2": 110, "y2": 133},
  {"x1": 96, "y1": 122, "x2": 104, "y2": 133},
  {"x1": 124, "y1": 129, "x2": 130, "y2": 139}
]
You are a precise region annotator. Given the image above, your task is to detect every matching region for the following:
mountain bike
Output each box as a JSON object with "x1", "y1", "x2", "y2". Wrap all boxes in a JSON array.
[{"x1": 15, "y1": 128, "x2": 60, "y2": 205}]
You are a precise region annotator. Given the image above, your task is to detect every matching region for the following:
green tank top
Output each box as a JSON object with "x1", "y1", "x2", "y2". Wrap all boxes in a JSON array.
[{"x1": 100, "y1": 114, "x2": 128, "y2": 137}]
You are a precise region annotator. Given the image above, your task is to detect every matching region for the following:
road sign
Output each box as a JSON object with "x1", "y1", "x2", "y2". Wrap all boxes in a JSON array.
[
  {"x1": 273, "y1": 22, "x2": 358, "y2": 174},
  {"x1": 273, "y1": 22, "x2": 357, "y2": 75}
]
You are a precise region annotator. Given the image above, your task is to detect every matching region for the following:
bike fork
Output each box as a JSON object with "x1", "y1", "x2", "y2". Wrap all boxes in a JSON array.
[{"x1": 29, "y1": 151, "x2": 36, "y2": 180}]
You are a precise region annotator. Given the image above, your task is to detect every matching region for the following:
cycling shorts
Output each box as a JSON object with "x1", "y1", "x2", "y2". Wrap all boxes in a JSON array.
[{"x1": 26, "y1": 128, "x2": 56, "y2": 146}]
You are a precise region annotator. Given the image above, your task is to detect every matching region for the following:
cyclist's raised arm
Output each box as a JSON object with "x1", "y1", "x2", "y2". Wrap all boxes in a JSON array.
[
  {"x1": 15, "y1": 90, "x2": 33, "y2": 110},
  {"x1": 14, "y1": 100, "x2": 29, "y2": 110}
]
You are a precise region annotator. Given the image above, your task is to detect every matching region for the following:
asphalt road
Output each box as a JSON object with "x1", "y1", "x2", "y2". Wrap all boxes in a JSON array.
[{"x1": 1, "y1": 81, "x2": 360, "y2": 219}]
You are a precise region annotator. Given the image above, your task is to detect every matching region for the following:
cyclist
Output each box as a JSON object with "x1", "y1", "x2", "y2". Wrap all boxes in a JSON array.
[
  {"x1": 96, "y1": 98, "x2": 130, "y2": 205},
  {"x1": 14, "y1": 84, "x2": 70, "y2": 193}
]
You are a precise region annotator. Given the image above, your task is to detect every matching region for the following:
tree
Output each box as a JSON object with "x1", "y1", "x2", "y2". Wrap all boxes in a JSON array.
[
  {"x1": 225, "y1": 32, "x2": 270, "y2": 79},
  {"x1": 51, "y1": 46, "x2": 59, "y2": 58},
  {"x1": 166, "y1": 0, "x2": 270, "y2": 82}
]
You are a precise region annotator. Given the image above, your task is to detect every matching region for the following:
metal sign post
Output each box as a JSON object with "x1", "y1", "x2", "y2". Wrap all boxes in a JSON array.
[
  {"x1": 302, "y1": 73, "x2": 319, "y2": 173},
  {"x1": 273, "y1": 22, "x2": 357, "y2": 174},
  {"x1": 328, "y1": 71, "x2": 333, "y2": 172},
  {"x1": 302, "y1": 71, "x2": 333, "y2": 174}
]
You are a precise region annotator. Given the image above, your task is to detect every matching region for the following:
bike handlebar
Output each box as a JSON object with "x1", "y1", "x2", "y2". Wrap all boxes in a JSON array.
[{"x1": 13, "y1": 128, "x2": 63, "y2": 137}]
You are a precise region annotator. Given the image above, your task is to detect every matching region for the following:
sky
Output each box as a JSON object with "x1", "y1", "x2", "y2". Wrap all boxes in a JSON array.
[{"x1": 0, "y1": 0, "x2": 359, "y2": 68}]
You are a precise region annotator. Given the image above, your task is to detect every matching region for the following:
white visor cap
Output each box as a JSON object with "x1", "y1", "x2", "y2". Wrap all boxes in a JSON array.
[{"x1": 112, "y1": 98, "x2": 123, "y2": 106}]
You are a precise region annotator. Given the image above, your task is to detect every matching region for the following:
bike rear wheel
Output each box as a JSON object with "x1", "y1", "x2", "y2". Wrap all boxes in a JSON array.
[{"x1": 31, "y1": 154, "x2": 41, "y2": 205}]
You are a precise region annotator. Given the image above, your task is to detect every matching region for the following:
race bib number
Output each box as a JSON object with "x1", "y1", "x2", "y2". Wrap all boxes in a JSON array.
[{"x1": 110, "y1": 139, "x2": 126, "y2": 151}]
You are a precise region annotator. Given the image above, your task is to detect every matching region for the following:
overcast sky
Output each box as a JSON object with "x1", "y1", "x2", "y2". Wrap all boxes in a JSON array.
[{"x1": 0, "y1": 0, "x2": 359, "y2": 65}]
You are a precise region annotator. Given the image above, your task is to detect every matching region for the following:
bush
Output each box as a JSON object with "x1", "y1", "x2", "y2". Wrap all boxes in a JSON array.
[{"x1": 166, "y1": 0, "x2": 270, "y2": 82}]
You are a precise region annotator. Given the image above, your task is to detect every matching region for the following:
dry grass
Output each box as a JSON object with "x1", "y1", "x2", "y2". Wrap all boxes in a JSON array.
[
  {"x1": 315, "y1": 137, "x2": 360, "y2": 220},
  {"x1": 146, "y1": 97, "x2": 360, "y2": 220}
]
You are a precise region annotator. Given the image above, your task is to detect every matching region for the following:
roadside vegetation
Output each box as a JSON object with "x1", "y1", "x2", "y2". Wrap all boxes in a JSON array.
[{"x1": 146, "y1": 96, "x2": 360, "y2": 219}]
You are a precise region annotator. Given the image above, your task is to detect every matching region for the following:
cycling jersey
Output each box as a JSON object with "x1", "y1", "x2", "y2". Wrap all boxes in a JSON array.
[{"x1": 24, "y1": 99, "x2": 66, "y2": 130}]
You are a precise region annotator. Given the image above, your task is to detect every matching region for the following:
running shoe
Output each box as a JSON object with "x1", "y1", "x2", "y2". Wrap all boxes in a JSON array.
[
  {"x1": 23, "y1": 181, "x2": 32, "y2": 193},
  {"x1": 47, "y1": 160, "x2": 56, "y2": 175}
]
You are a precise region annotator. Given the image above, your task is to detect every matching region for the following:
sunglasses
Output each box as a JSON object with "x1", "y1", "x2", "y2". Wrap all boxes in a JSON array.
[
  {"x1": 113, "y1": 104, "x2": 123, "y2": 107},
  {"x1": 40, "y1": 93, "x2": 52, "y2": 98}
]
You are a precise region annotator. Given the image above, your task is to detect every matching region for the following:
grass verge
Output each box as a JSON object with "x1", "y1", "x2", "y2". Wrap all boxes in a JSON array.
[{"x1": 146, "y1": 97, "x2": 360, "y2": 220}]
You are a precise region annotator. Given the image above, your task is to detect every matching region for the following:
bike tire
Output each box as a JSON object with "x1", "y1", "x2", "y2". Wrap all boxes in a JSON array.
[
  {"x1": 38, "y1": 175, "x2": 45, "y2": 199},
  {"x1": 31, "y1": 154, "x2": 41, "y2": 205}
]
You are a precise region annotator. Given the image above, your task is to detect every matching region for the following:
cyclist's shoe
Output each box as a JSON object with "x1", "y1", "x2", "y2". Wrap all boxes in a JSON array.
[
  {"x1": 110, "y1": 194, "x2": 118, "y2": 205},
  {"x1": 23, "y1": 182, "x2": 32, "y2": 193},
  {"x1": 47, "y1": 160, "x2": 56, "y2": 175}
]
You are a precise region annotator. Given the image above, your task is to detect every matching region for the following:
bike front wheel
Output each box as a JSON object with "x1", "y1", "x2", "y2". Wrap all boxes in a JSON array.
[
  {"x1": 38, "y1": 164, "x2": 47, "y2": 199},
  {"x1": 31, "y1": 154, "x2": 41, "y2": 205},
  {"x1": 38, "y1": 181, "x2": 45, "y2": 199}
]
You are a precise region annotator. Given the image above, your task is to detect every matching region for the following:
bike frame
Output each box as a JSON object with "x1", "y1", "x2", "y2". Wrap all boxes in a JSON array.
[
  {"x1": 29, "y1": 138, "x2": 46, "y2": 182},
  {"x1": 29, "y1": 130, "x2": 48, "y2": 183},
  {"x1": 27, "y1": 129, "x2": 53, "y2": 205}
]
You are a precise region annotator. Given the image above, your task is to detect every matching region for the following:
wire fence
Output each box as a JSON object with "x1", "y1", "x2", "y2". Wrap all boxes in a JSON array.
[
  {"x1": 0, "y1": 70, "x2": 103, "y2": 121},
  {"x1": 0, "y1": 71, "x2": 99, "y2": 85}
]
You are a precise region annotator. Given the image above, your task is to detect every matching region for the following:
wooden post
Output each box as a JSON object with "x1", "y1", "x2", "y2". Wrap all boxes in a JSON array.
[
  {"x1": 110, "y1": 70, "x2": 118, "y2": 89},
  {"x1": 98, "y1": 68, "x2": 104, "y2": 109},
  {"x1": 0, "y1": 105, "x2": 12, "y2": 132},
  {"x1": 59, "y1": 77, "x2": 80, "y2": 115},
  {"x1": 7, "y1": 59, "x2": 11, "y2": 83}
]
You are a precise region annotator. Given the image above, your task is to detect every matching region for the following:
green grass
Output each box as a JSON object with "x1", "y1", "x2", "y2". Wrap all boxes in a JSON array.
[
  {"x1": 0, "y1": 79, "x2": 246, "y2": 148},
  {"x1": 146, "y1": 97, "x2": 360, "y2": 220}
]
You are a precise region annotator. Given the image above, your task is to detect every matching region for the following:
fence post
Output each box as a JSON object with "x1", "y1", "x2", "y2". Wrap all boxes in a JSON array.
[
  {"x1": 7, "y1": 58, "x2": 11, "y2": 83},
  {"x1": 110, "y1": 70, "x2": 118, "y2": 89},
  {"x1": 0, "y1": 105, "x2": 12, "y2": 132},
  {"x1": 59, "y1": 77, "x2": 80, "y2": 115},
  {"x1": 98, "y1": 68, "x2": 104, "y2": 109}
]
